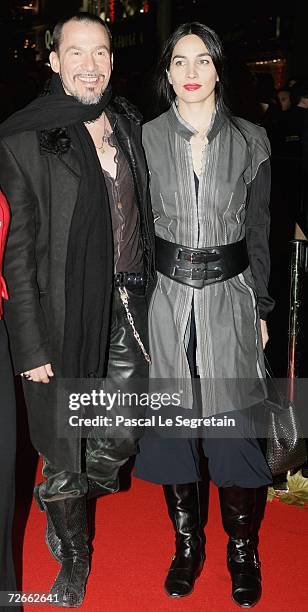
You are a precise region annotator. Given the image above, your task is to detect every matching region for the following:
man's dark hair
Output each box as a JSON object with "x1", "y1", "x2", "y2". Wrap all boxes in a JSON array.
[{"x1": 52, "y1": 12, "x2": 112, "y2": 53}]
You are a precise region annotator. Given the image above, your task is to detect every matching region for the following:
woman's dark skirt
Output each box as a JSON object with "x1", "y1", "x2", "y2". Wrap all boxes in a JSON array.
[{"x1": 134, "y1": 304, "x2": 272, "y2": 487}]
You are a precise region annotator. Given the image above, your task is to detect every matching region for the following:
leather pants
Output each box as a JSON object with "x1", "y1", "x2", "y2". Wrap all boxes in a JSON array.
[{"x1": 39, "y1": 285, "x2": 149, "y2": 502}]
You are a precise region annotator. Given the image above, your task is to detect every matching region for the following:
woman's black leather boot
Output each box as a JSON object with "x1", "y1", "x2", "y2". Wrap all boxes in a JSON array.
[
  {"x1": 163, "y1": 482, "x2": 205, "y2": 598},
  {"x1": 219, "y1": 485, "x2": 267, "y2": 608},
  {"x1": 44, "y1": 496, "x2": 89, "y2": 607}
]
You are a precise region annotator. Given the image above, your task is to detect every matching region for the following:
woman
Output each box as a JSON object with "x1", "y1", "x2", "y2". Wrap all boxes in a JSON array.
[
  {"x1": 0, "y1": 190, "x2": 18, "y2": 609},
  {"x1": 134, "y1": 23, "x2": 274, "y2": 608}
]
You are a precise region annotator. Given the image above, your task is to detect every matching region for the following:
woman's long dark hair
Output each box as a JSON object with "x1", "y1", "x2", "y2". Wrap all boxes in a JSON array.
[
  {"x1": 155, "y1": 22, "x2": 261, "y2": 190},
  {"x1": 156, "y1": 22, "x2": 229, "y2": 115}
]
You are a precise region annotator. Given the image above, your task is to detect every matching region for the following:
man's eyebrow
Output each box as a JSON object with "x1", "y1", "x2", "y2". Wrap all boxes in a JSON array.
[
  {"x1": 64, "y1": 44, "x2": 110, "y2": 52},
  {"x1": 172, "y1": 53, "x2": 211, "y2": 60}
]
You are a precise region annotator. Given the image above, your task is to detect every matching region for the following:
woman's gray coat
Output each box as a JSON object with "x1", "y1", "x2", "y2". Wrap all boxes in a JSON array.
[{"x1": 143, "y1": 103, "x2": 274, "y2": 415}]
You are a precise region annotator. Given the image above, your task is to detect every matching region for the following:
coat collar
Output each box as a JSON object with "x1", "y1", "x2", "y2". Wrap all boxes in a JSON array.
[{"x1": 167, "y1": 101, "x2": 226, "y2": 143}]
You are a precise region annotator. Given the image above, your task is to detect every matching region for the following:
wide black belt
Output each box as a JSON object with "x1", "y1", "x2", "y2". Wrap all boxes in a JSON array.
[{"x1": 155, "y1": 236, "x2": 249, "y2": 289}]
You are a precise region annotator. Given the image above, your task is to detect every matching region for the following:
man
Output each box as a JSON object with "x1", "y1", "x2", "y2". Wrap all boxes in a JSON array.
[{"x1": 0, "y1": 13, "x2": 155, "y2": 607}]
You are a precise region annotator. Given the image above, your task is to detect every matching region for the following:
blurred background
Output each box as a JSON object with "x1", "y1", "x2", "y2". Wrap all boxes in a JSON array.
[{"x1": 0, "y1": 2, "x2": 308, "y2": 120}]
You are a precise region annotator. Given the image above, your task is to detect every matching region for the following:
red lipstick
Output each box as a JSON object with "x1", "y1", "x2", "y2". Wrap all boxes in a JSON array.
[{"x1": 184, "y1": 83, "x2": 201, "y2": 91}]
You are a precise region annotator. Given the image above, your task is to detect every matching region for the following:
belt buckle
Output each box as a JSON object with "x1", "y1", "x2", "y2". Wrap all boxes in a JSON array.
[
  {"x1": 190, "y1": 266, "x2": 207, "y2": 280},
  {"x1": 171, "y1": 264, "x2": 207, "y2": 282},
  {"x1": 190, "y1": 251, "x2": 202, "y2": 264},
  {"x1": 199, "y1": 266, "x2": 223, "y2": 286},
  {"x1": 178, "y1": 249, "x2": 205, "y2": 264},
  {"x1": 115, "y1": 272, "x2": 127, "y2": 287},
  {"x1": 177, "y1": 249, "x2": 184, "y2": 261}
]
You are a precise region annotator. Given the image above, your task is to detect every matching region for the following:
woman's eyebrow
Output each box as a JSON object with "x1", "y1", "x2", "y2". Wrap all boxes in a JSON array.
[{"x1": 172, "y1": 53, "x2": 211, "y2": 60}]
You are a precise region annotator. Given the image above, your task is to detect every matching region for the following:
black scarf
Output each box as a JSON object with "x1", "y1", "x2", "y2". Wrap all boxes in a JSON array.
[{"x1": 0, "y1": 74, "x2": 114, "y2": 378}]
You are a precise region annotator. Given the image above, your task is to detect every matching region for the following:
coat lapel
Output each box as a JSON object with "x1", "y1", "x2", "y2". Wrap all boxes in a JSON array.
[
  {"x1": 47, "y1": 151, "x2": 80, "y2": 357},
  {"x1": 56, "y1": 143, "x2": 81, "y2": 179}
]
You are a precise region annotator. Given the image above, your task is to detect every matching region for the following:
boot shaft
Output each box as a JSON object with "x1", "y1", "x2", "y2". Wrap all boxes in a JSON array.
[
  {"x1": 163, "y1": 483, "x2": 205, "y2": 551},
  {"x1": 44, "y1": 496, "x2": 89, "y2": 559},
  {"x1": 219, "y1": 486, "x2": 263, "y2": 540}
]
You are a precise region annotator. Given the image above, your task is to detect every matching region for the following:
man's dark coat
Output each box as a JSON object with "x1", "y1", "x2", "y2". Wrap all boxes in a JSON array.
[{"x1": 0, "y1": 103, "x2": 155, "y2": 472}]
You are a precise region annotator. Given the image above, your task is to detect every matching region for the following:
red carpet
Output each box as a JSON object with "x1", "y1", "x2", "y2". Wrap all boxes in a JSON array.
[{"x1": 19, "y1": 476, "x2": 308, "y2": 612}]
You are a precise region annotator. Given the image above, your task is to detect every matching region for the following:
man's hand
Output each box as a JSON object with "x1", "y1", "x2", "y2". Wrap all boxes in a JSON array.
[
  {"x1": 260, "y1": 319, "x2": 269, "y2": 349},
  {"x1": 21, "y1": 363, "x2": 54, "y2": 383}
]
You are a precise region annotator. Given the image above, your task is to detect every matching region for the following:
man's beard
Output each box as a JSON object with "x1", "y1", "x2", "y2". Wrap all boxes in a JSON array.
[
  {"x1": 73, "y1": 89, "x2": 106, "y2": 105},
  {"x1": 60, "y1": 72, "x2": 107, "y2": 105}
]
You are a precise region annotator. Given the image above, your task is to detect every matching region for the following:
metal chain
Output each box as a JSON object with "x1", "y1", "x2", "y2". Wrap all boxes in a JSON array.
[{"x1": 118, "y1": 287, "x2": 151, "y2": 364}]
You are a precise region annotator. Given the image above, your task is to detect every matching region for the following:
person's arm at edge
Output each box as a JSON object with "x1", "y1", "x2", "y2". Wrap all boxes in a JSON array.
[{"x1": 0, "y1": 139, "x2": 52, "y2": 378}]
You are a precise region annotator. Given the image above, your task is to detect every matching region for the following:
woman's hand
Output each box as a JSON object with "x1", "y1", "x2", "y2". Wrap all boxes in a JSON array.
[{"x1": 260, "y1": 319, "x2": 269, "y2": 349}]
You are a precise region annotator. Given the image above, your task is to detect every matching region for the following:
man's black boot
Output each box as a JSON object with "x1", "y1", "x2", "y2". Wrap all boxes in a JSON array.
[
  {"x1": 44, "y1": 496, "x2": 89, "y2": 608},
  {"x1": 163, "y1": 482, "x2": 205, "y2": 598},
  {"x1": 34, "y1": 483, "x2": 62, "y2": 563},
  {"x1": 219, "y1": 485, "x2": 267, "y2": 608},
  {"x1": 34, "y1": 472, "x2": 119, "y2": 564}
]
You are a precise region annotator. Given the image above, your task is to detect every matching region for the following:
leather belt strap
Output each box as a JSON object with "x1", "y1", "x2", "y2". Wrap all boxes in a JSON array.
[
  {"x1": 114, "y1": 272, "x2": 146, "y2": 287},
  {"x1": 155, "y1": 236, "x2": 249, "y2": 289}
]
